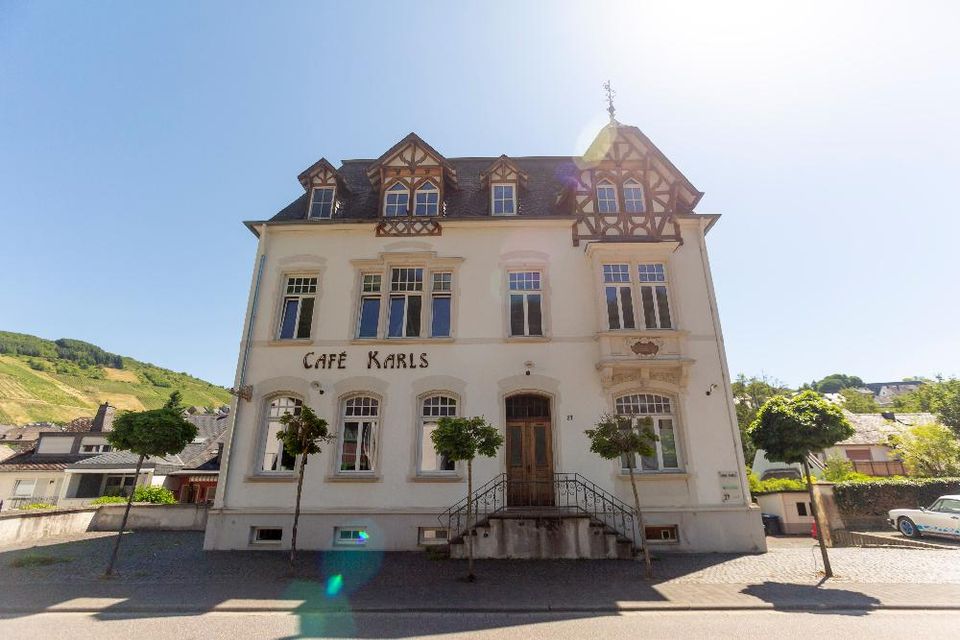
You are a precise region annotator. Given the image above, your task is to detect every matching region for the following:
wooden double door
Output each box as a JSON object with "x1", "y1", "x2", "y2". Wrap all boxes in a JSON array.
[{"x1": 505, "y1": 395, "x2": 554, "y2": 507}]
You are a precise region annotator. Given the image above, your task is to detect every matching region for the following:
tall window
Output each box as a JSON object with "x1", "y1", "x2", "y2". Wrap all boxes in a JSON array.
[
  {"x1": 508, "y1": 271, "x2": 543, "y2": 337},
  {"x1": 357, "y1": 273, "x2": 382, "y2": 339},
  {"x1": 384, "y1": 182, "x2": 409, "y2": 217},
  {"x1": 602, "y1": 264, "x2": 636, "y2": 330},
  {"x1": 261, "y1": 397, "x2": 301, "y2": 472},
  {"x1": 623, "y1": 179, "x2": 644, "y2": 213},
  {"x1": 414, "y1": 181, "x2": 440, "y2": 216},
  {"x1": 309, "y1": 187, "x2": 335, "y2": 219},
  {"x1": 492, "y1": 183, "x2": 516, "y2": 215},
  {"x1": 339, "y1": 396, "x2": 379, "y2": 472},
  {"x1": 596, "y1": 181, "x2": 618, "y2": 213},
  {"x1": 431, "y1": 272, "x2": 452, "y2": 337},
  {"x1": 419, "y1": 395, "x2": 457, "y2": 473},
  {"x1": 615, "y1": 394, "x2": 680, "y2": 472},
  {"x1": 278, "y1": 276, "x2": 317, "y2": 340},
  {"x1": 638, "y1": 264, "x2": 672, "y2": 329},
  {"x1": 388, "y1": 268, "x2": 424, "y2": 338}
]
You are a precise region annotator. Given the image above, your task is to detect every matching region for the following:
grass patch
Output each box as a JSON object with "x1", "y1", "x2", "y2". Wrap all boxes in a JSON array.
[{"x1": 10, "y1": 552, "x2": 73, "y2": 568}]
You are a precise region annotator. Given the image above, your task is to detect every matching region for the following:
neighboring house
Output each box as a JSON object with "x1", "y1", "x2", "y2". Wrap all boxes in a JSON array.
[
  {"x1": 0, "y1": 424, "x2": 53, "y2": 462},
  {"x1": 0, "y1": 406, "x2": 228, "y2": 510},
  {"x1": 751, "y1": 410, "x2": 938, "y2": 479},
  {"x1": 207, "y1": 115, "x2": 764, "y2": 555},
  {"x1": 858, "y1": 381, "x2": 924, "y2": 406}
]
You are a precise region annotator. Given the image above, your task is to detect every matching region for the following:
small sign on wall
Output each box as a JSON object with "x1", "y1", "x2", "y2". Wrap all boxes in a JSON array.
[{"x1": 718, "y1": 471, "x2": 742, "y2": 503}]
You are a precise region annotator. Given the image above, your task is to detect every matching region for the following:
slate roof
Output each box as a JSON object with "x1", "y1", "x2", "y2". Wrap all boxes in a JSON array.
[
  {"x1": 838, "y1": 411, "x2": 938, "y2": 446},
  {"x1": 0, "y1": 425, "x2": 50, "y2": 444},
  {"x1": 0, "y1": 452, "x2": 88, "y2": 471},
  {"x1": 184, "y1": 414, "x2": 229, "y2": 441},
  {"x1": 267, "y1": 156, "x2": 580, "y2": 223}
]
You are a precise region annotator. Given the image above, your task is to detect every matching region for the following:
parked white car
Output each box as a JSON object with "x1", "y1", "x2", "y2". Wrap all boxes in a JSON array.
[{"x1": 888, "y1": 495, "x2": 960, "y2": 539}]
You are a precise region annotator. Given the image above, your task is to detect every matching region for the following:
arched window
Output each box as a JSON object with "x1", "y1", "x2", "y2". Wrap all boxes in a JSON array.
[
  {"x1": 622, "y1": 179, "x2": 645, "y2": 213},
  {"x1": 414, "y1": 181, "x2": 440, "y2": 216},
  {"x1": 596, "y1": 180, "x2": 618, "y2": 213},
  {"x1": 260, "y1": 396, "x2": 302, "y2": 472},
  {"x1": 614, "y1": 393, "x2": 680, "y2": 472},
  {"x1": 338, "y1": 396, "x2": 379, "y2": 472},
  {"x1": 384, "y1": 182, "x2": 410, "y2": 217},
  {"x1": 419, "y1": 394, "x2": 458, "y2": 473}
]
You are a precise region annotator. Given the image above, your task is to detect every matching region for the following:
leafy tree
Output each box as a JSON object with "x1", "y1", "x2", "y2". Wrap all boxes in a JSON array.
[
  {"x1": 430, "y1": 416, "x2": 503, "y2": 581},
  {"x1": 277, "y1": 405, "x2": 335, "y2": 567},
  {"x1": 821, "y1": 455, "x2": 870, "y2": 482},
  {"x1": 103, "y1": 391, "x2": 197, "y2": 576},
  {"x1": 731, "y1": 374, "x2": 790, "y2": 464},
  {"x1": 813, "y1": 373, "x2": 864, "y2": 394},
  {"x1": 892, "y1": 378, "x2": 960, "y2": 436},
  {"x1": 585, "y1": 413, "x2": 658, "y2": 578},
  {"x1": 887, "y1": 423, "x2": 960, "y2": 477},
  {"x1": 838, "y1": 388, "x2": 879, "y2": 413},
  {"x1": 749, "y1": 391, "x2": 853, "y2": 578}
]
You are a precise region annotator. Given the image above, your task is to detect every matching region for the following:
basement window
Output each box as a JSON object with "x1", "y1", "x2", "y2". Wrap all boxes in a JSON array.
[
  {"x1": 645, "y1": 525, "x2": 679, "y2": 544},
  {"x1": 334, "y1": 527, "x2": 369, "y2": 547},
  {"x1": 251, "y1": 527, "x2": 283, "y2": 544},
  {"x1": 796, "y1": 502, "x2": 809, "y2": 517},
  {"x1": 418, "y1": 527, "x2": 449, "y2": 546}
]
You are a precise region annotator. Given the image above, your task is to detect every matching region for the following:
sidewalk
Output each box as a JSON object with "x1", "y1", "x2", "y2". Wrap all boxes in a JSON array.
[{"x1": 1, "y1": 531, "x2": 958, "y2": 615}]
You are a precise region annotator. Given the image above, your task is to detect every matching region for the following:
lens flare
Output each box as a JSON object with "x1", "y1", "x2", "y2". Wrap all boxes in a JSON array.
[{"x1": 325, "y1": 573, "x2": 344, "y2": 597}]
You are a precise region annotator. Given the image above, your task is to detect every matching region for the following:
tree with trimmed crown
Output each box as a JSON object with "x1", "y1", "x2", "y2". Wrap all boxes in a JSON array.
[
  {"x1": 430, "y1": 416, "x2": 503, "y2": 582},
  {"x1": 749, "y1": 391, "x2": 853, "y2": 578},
  {"x1": 585, "y1": 413, "x2": 658, "y2": 578},
  {"x1": 278, "y1": 404, "x2": 335, "y2": 567},
  {"x1": 104, "y1": 391, "x2": 196, "y2": 576}
]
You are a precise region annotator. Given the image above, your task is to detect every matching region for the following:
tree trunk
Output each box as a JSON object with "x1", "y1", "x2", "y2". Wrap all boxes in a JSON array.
[
  {"x1": 290, "y1": 453, "x2": 307, "y2": 568},
  {"x1": 466, "y1": 458, "x2": 475, "y2": 581},
  {"x1": 803, "y1": 458, "x2": 833, "y2": 578},
  {"x1": 627, "y1": 461, "x2": 652, "y2": 578},
  {"x1": 105, "y1": 453, "x2": 145, "y2": 577}
]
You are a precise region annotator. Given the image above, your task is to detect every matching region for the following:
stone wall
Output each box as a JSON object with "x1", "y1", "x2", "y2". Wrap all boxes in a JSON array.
[
  {"x1": 0, "y1": 508, "x2": 97, "y2": 546},
  {"x1": 90, "y1": 504, "x2": 208, "y2": 531}
]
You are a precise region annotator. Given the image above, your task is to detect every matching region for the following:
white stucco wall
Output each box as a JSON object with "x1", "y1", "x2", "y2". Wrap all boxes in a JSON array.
[
  {"x1": 0, "y1": 471, "x2": 64, "y2": 510},
  {"x1": 206, "y1": 217, "x2": 764, "y2": 553}
]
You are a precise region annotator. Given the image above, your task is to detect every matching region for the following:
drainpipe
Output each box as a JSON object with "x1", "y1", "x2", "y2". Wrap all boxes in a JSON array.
[{"x1": 214, "y1": 225, "x2": 268, "y2": 510}]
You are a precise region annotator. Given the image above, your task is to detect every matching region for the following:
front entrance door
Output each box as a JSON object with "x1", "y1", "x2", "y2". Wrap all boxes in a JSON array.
[{"x1": 505, "y1": 394, "x2": 553, "y2": 507}]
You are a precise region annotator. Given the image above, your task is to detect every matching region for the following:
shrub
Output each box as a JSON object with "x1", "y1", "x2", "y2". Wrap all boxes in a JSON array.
[
  {"x1": 752, "y1": 476, "x2": 811, "y2": 494},
  {"x1": 822, "y1": 456, "x2": 872, "y2": 483},
  {"x1": 131, "y1": 485, "x2": 176, "y2": 504},
  {"x1": 90, "y1": 495, "x2": 128, "y2": 505},
  {"x1": 833, "y1": 476, "x2": 960, "y2": 528},
  {"x1": 20, "y1": 502, "x2": 55, "y2": 510}
]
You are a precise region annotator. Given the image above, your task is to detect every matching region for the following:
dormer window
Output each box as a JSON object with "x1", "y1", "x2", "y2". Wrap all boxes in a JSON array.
[
  {"x1": 414, "y1": 181, "x2": 440, "y2": 216},
  {"x1": 384, "y1": 182, "x2": 410, "y2": 217},
  {"x1": 492, "y1": 183, "x2": 516, "y2": 215},
  {"x1": 623, "y1": 179, "x2": 645, "y2": 213},
  {"x1": 309, "y1": 187, "x2": 336, "y2": 219},
  {"x1": 596, "y1": 181, "x2": 618, "y2": 213}
]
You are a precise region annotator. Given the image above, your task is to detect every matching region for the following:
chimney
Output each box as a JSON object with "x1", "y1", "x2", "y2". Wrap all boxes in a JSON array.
[
  {"x1": 881, "y1": 411, "x2": 896, "y2": 421},
  {"x1": 92, "y1": 403, "x2": 116, "y2": 432}
]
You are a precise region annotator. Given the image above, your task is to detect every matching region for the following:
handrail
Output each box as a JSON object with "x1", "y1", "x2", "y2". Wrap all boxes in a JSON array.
[{"x1": 439, "y1": 472, "x2": 640, "y2": 550}]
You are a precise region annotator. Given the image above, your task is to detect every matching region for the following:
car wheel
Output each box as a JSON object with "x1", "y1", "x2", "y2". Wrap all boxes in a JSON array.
[{"x1": 898, "y1": 517, "x2": 922, "y2": 538}]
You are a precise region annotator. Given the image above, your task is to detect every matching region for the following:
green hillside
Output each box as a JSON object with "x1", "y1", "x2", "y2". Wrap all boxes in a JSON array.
[{"x1": 0, "y1": 331, "x2": 232, "y2": 424}]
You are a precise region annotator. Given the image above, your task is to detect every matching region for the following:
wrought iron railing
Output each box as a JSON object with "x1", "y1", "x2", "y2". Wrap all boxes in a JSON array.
[
  {"x1": 439, "y1": 473, "x2": 640, "y2": 549},
  {"x1": 2, "y1": 496, "x2": 59, "y2": 510}
]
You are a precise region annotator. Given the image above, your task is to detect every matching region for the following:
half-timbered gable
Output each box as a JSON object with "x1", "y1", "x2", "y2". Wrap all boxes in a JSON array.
[{"x1": 480, "y1": 155, "x2": 528, "y2": 216}]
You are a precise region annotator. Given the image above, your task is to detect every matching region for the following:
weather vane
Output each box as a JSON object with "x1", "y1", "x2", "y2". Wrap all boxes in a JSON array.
[{"x1": 603, "y1": 80, "x2": 616, "y2": 123}]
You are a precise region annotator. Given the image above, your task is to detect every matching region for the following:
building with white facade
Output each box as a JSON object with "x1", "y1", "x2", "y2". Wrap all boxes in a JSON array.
[{"x1": 206, "y1": 117, "x2": 765, "y2": 556}]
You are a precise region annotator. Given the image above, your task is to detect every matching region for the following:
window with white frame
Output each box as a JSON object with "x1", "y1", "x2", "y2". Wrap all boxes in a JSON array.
[
  {"x1": 596, "y1": 180, "x2": 618, "y2": 213},
  {"x1": 431, "y1": 272, "x2": 452, "y2": 338},
  {"x1": 622, "y1": 179, "x2": 645, "y2": 213},
  {"x1": 334, "y1": 527, "x2": 369, "y2": 546},
  {"x1": 81, "y1": 443, "x2": 113, "y2": 453},
  {"x1": 260, "y1": 396, "x2": 301, "y2": 473},
  {"x1": 637, "y1": 264, "x2": 672, "y2": 329},
  {"x1": 103, "y1": 474, "x2": 136, "y2": 497},
  {"x1": 615, "y1": 394, "x2": 680, "y2": 472},
  {"x1": 384, "y1": 182, "x2": 410, "y2": 217},
  {"x1": 251, "y1": 527, "x2": 283, "y2": 543},
  {"x1": 339, "y1": 396, "x2": 379, "y2": 472},
  {"x1": 357, "y1": 273, "x2": 382, "y2": 339},
  {"x1": 602, "y1": 264, "x2": 636, "y2": 330},
  {"x1": 309, "y1": 187, "x2": 336, "y2": 219},
  {"x1": 13, "y1": 479, "x2": 36, "y2": 497},
  {"x1": 414, "y1": 181, "x2": 440, "y2": 216},
  {"x1": 278, "y1": 276, "x2": 317, "y2": 340},
  {"x1": 419, "y1": 395, "x2": 457, "y2": 473},
  {"x1": 508, "y1": 271, "x2": 543, "y2": 337},
  {"x1": 388, "y1": 268, "x2": 424, "y2": 338},
  {"x1": 492, "y1": 183, "x2": 516, "y2": 215}
]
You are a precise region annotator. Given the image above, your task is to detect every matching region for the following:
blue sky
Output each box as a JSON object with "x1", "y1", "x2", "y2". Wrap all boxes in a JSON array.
[{"x1": 1, "y1": 1, "x2": 958, "y2": 388}]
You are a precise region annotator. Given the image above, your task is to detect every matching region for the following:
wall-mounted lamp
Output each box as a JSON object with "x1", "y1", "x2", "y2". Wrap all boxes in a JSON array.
[
  {"x1": 310, "y1": 381, "x2": 325, "y2": 395},
  {"x1": 705, "y1": 383, "x2": 719, "y2": 396},
  {"x1": 524, "y1": 360, "x2": 534, "y2": 376}
]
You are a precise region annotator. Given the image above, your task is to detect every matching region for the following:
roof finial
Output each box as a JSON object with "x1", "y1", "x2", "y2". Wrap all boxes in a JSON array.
[{"x1": 603, "y1": 80, "x2": 617, "y2": 124}]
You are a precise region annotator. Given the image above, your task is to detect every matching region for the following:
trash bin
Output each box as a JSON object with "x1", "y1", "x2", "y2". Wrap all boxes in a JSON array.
[{"x1": 761, "y1": 513, "x2": 783, "y2": 536}]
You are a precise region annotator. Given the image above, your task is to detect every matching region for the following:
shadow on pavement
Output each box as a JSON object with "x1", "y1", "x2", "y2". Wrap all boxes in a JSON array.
[{"x1": 740, "y1": 581, "x2": 881, "y2": 616}]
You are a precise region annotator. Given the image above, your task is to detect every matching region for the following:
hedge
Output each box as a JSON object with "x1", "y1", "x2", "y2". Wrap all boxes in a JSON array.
[{"x1": 833, "y1": 477, "x2": 960, "y2": 528}]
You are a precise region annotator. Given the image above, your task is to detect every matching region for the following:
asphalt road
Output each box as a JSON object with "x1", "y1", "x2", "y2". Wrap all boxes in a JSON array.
[{"x1": 1, "y1": 610, "x2": 958, "y2": 639}]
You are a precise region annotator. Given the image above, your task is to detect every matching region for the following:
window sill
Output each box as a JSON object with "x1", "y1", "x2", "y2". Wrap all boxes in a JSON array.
[
  {"x1": 408, "y1": 474, "x2": 464, "y2": 483},
  {"x1": 266, "y1": 339, "x2": 313, "y2": 347},
  {"x1": 596, "y1": 329, "x2": 688, "y2": 338},
  {"x1": 245, "y1": 474, "x2": 297, "y2": 483},
  {"x1": 326, "y1": 474, "x2": 382, "y2": 483},
  {"x1": 617, "y1": 471, "x2": 688, "y2": 481},
  {"x1": 505, "y1": 336, "x2": 550, "y2": 343},
  {"x1": 350, "y1": 338, "x2": 455, "y2": 345}
]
